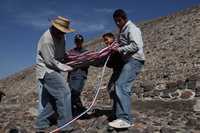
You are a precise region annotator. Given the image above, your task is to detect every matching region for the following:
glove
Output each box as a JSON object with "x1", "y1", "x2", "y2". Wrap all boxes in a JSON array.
[
  {"x1": 111, "y1": 46, "x2": 119, "y2": 53},
  {"x1": 57, "y1": 63, "x2": 73, "y2": 72}
]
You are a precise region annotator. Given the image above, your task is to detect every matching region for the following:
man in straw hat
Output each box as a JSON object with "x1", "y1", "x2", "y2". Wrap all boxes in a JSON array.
[{"x1": 35, "y1": 16, "x2": 75, "y2": 133}]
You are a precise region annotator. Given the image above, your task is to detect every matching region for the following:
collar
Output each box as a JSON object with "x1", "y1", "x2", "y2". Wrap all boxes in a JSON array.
[{"x1": 121, "y1": 20, "x2": 131, "y2": 32}]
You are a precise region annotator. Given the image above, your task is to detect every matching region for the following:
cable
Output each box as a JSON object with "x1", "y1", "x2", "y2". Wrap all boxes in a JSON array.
[{"x1": 50, "y1": 55, "x2": 110, "y2": 133}]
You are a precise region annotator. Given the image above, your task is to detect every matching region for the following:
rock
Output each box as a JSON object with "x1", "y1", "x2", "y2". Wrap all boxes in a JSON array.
[
  {"x1": 86, "y1": 127, "x2": 98, "y2": 133},
  {"x1": 152, "y1": 121, "x2": 162, "y2": 127},
  {"x1": 176, "y1": 80, "x2": 186, "y2": 90},
  {"x1": 93, "y1": 115, "x2": 108, "y2": 129},
  {"x1": 140, "y1": 81, "x2": 154, "y2": 92},
  {"x1": 155, "y1": 83, "x2": 166, "y2": 90},
  {"x1": 106, "y1": 126, "x2": 115, "y2": 132},
  {"x1": 196, "y1": 79, "x2": 200, "y2": 88},
  {"x1": 160, "y1": 127, "x2": 176, "y2": 133},
  {"x1": 132, "y1": 93, "x2": 138, "y2": 101},
  {"x1": 114, "y1": 128, "x2": 129, "y2": 133},
  {"x1": 142, "y1": 126, "x2": 154, "y2": 133},
  {"x1": 0, "y1": 91, "x2": 5, "y2": 102},
  {"x1": 170, "y1": 91, "x2": 180, "y2": 98},
  {"x1": 165, "y1": 82, "x2": 178, "y2": 93},
  {"x1": 9, "y1": 128, "x2": 19, "y2": 133},
  {"x1": 133, "y1": 88, "x2": 144, "y2": 96},
  {"x1": 28, "y1": 107, "x2": 38, "y2": 117},
  {"x1": 186, "y1": 80, "x2": 197, "y2": 90},
  {"x1": 195, "y1": 87, "x2": 200, "y2": 97},
  {"x1": 185, "y1": 118, "x2": 200, "y2": 129},
  {"x1": 185, "y1": 74, "x2": 199, "y2": 90},
  {"x1": 128, "y1": 128, "x2": 142, "y2": 133},
  {"x1": 160, "y1": 93, "x2": 171, "y2": 99},
  {"x1": 152, "y1": 89, "x2": 161, "y2": 97},
  {"x1": 167, "y1": 120, "x2": 180, "y2": 126},
  {"x1": 180, "y1": 90, "x2": 195, "y2": 100},
  {"x1": 143, "y1": 91, "x2": 155, "y2": 98},
  {"x1": 170, "y1": 111, "x2": 183, "y2": 120},
  {"x1": 71, "y1": 128, "x2": 84, "y2": 133},
  {"x1": 194, "y1": 99, "x2": 200, "y2": 112}
]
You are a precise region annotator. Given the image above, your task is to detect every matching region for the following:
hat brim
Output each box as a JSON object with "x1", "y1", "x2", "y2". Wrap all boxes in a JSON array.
[{"x1": 52, "y1": 22, "x2": 75, "y2": 33}]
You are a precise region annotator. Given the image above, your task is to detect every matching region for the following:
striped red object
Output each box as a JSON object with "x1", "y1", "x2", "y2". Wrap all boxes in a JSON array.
[{"x1": 65, "y1": 41, "x2": 119, "y2": 67}]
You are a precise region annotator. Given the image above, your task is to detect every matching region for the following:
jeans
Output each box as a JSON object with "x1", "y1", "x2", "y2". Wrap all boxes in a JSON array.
[
  {"x1": 37, "y1": 79, "x2": 43, "y2": 114},
  {"x1": 113, "y1": 58, "x2": 144, "y2": 123},
  {"x1": 36, "y1": 71, "x2": 72, "y2": 131},
  {"x1": 107, "y1": 68, "x2": 122, "y2": 99},
  {"x1": 68, "y1": 71, "x2": 86, "y2": 114}
]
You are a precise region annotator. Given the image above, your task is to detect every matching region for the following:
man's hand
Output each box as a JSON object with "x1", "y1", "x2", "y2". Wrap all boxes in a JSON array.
[
  {"x1": 111, "y1": 46, "x2": 119, "y2": 53},
  {"x1": 58, "y1": 63, "x2": 73, "y2": 72}
]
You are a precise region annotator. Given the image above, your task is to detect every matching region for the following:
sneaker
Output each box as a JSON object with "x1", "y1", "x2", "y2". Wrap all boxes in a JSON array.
[{"x1": 108, "y1": 119, "x2": 133, "y2": 129}]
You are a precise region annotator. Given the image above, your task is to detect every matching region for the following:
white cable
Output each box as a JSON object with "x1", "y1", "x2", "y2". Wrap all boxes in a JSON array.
[{"x1": 50, "y1": 55, "x2": 110, "y2": 133}]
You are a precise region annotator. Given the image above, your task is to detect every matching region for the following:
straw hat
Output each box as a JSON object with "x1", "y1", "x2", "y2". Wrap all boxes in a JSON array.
[{"x1": 52, "y1": 16, "x2": 75, "y2": 33}]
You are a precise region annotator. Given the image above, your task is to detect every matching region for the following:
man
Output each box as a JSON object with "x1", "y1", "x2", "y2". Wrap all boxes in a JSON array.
[
  {"x1": 108, "y1": 9, "x2": 145, "y2": 129},
  {"x1": 67, "y1": 34, "x2": 89, "y2": 116},
  {"x1": 35, "y1": 16, "x2": 75, "y2": 133}
]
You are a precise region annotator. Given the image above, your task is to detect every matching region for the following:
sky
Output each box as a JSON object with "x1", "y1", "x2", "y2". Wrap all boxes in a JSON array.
[{"x1": 0, "y1": 0, "x2": 200, "y2": 79}]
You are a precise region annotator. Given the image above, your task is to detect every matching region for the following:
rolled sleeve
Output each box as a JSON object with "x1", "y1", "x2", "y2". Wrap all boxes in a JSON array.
[{"x1": 39, "y1": 41, "x2": 66, "y2": 71}]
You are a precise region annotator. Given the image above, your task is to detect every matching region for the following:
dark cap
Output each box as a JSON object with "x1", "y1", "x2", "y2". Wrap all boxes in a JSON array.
[{"x1": 74, "y1": 34, "x2": 84, "y2": 42}]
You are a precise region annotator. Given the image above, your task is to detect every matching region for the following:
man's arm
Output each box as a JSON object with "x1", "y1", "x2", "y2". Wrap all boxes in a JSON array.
[
  {"x1": 39, "y1": 41, "x2": 72, "y2": 71},
  {"x1": 118, "y1": 30, "x2": 139, "y2": 54}
]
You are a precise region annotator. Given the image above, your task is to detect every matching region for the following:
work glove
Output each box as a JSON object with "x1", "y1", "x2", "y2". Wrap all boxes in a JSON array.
[
  {"x1": 110, "y1": 46, "x2": 119, "y2": 53},
  {"x1": 57, "y1": 63, "x2": 73, "y2": 72}
]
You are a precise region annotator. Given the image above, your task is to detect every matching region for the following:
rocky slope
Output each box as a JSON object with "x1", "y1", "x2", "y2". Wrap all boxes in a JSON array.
[{"x1": 1, "y1": 5, "x2": 200, "y2": 133}]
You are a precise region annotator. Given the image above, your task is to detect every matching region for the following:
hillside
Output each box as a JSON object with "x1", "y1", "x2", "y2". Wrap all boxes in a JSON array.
[{"x1": 0, "y1": 5, "x2": 200, "y2": 133}]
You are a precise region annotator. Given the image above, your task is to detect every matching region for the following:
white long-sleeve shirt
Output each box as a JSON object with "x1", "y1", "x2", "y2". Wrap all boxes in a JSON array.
[
  {"x1": 36, "y1": 29, "x2": 67, "y2": 79},
  {"x1": 118, "y1": 20, "x2": 145, "y2": 61}
]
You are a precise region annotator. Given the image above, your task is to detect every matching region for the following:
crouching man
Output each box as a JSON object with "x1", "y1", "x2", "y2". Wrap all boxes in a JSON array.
[{"x1": 35, "y1": 16, "x2": 75, "y2": 133}]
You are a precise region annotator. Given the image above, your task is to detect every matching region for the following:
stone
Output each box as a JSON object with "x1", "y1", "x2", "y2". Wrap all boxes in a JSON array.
[
  {"x1": 93, "y1": 115, "x2": 108, "y2": 129},
  {"x1": 128, "y1": 128, "x2": 142, "y2": 133},
  {"x1": 133, "y1": 88, "x2": 144, "y2": 95},
  {"x1": 143, "y1": 91, "x2": 154, "y2": 98},
  {"x1": 132, "y1": 93, "x2": 138, "y2": 101},
  {"x1": 86, "y1": 127, "x2": 98, "y2": 133},
  {"x1": 9, "y1": 128, "x2": 19, "y2": 133},
  {"x1": 180, "y1": 90, "x2": 195, "y2": 100},
  {"x1": 167, "y1": 120, "x2": 180, "y2": 126},
  {"x1": 71, "y1": 128, "x2": 84, "y2": 133},
  {"x1": 185, "y1": 118, "x2": 200, "y2": 129},
  {"x1": 185, "y1": 74, "x2": 199, "y2": 90},
  {"x1": 170, "y1": 91, "x2": 180, "y2": 98},
  {"x1": 160, "y1": 127, "x2": 176, "y2": 133},
  {"x1": 152, "y1": 89, "x2": 161, "y2": 97},
  {"x1": 28, "y1": 107, "x2": 38, "y2": 117},
  {"x1": 176, "y1": 80, "x2": 186, "y2": 89},
  {"x1": 0, "y1": 91, "x2": 5, "y2": 102},
  {"x1": 142, "y1": 126, "x2": 154, "y2": 133},
  {"x1": 160, "y1": 93, "x2": 171, "y2": 99},
  {"x1": 186, "y1": 80, "x2": 197, "y2": 90},
  {"x1": 194, "y1": 99, "x2": 200, "y2": 112},
  {"x1": 171, "y1": 111, "x2": 183, "y2": 120},
  {"x1": 155, "y1": 83, "x2": 166, "y2": 90},
  {"x1": 165, "y1": 82, "x2": 178, "y2": 93},
  {"x1": 195, "y1": 87, "x2": 200, "y2": 97},
  {"x1": 140, "y1": 81, "x2": 154, "y2": 92},
  {"x1": 152, "y1": 121, "x2": 162, "y2": 127},
  {"x1": 196, "y1": 80, "x2": 200, "y2": 88}
]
